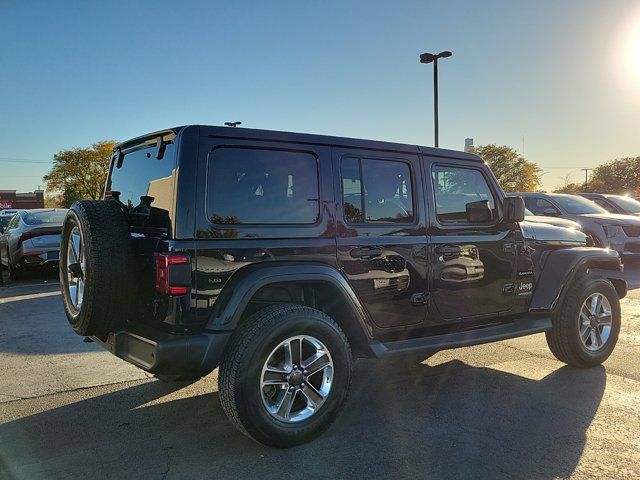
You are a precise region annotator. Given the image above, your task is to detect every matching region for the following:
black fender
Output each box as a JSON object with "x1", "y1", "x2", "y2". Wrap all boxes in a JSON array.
[
  {"x1": 529, "y1": 247, "x2": 626, "y2": 313},
  {"x1": 205, "y1": 261, "x2": 374, "y2": 340}
]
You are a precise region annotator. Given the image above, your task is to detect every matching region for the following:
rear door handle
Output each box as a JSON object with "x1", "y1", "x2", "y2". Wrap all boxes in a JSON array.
[{"x1": 350, "y1": 247, "x2": 383, "y2": 259}]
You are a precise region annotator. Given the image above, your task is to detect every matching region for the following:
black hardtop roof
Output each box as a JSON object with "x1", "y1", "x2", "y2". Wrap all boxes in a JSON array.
[{"x1": 117, "y1": 125, "x2": 483, "y2": 162}]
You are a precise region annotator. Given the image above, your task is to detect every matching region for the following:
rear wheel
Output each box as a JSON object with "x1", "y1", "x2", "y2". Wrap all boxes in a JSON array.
[
  {"x1": 546, "y1": 273, "x2": 620, "y2": 368},
  {"x1": 219, "y1": 304, "x2": 353, "y2": 448}
]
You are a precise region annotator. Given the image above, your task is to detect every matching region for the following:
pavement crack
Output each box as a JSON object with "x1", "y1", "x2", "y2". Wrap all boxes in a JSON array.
[
  {"x1": 0, "y1": 377, "x2": 154, "y2": 404},
  {"x1": 161, "y1": 445, "x2": 173, "y2": 480}
]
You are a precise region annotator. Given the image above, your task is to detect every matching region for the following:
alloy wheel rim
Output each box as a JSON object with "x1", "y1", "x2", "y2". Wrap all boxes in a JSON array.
[
  {"x1": 65, "y1": 226, "x2": 85, "y2": 311},
  {"x1": 578, "y1": 292, "x2": 612, "y2": 352},
  {"x1": 260, "y1": 335, "x2": 334, "y2": 423}
]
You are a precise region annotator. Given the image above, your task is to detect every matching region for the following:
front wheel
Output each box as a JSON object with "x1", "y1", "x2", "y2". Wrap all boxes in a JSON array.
[
  {"x1": 546, "y1": 274, "x2": 621, "y2": 368},
  {"x1": 219, "y1": 304, "x2": 353, "y2": 447}
]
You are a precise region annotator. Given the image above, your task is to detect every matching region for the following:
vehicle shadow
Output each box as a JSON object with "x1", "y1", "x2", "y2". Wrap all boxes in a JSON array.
[
  {"x1": 0, "y1": 359, "x2": 606, "y2": 479},
  {"x1": 0, "y1": 284, "x2": 94, "y2": 356}
]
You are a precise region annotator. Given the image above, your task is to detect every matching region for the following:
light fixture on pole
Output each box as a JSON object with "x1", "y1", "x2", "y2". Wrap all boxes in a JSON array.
[{"x1": 419, "y1": 50, "x2": 452, "y2": 148}]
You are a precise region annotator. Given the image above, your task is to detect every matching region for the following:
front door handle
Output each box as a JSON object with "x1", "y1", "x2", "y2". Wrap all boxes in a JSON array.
[
  {"x1": 350, "y1": 247, "x2": 383, "y2": 259},
  {"x1": 435, "y1": 245, "x2": 462, "y2": 256}
]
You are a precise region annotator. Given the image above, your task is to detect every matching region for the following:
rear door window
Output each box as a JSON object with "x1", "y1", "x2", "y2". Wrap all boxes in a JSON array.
[
  {"x1": 207, "y1": 147, "x2": 319, "y2": 224},
  {"x1": 341, "y1": 157, "x2": 414, "y2": 224}
]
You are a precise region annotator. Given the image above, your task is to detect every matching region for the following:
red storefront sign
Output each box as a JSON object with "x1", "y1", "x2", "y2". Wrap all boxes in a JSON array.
[{"x1": 0, "y1": 201, "x2": 14, "y2": 209}]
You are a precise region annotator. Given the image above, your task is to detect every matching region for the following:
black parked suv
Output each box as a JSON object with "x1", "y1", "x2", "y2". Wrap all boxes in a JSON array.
[{"x1": 60, "y1": 126, "x2": 626, "y2": 447}]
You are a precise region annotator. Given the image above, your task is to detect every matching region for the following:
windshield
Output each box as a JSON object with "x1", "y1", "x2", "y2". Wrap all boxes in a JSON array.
[
  {"x1": 525, "y1": 208, "x2": 534, "y2": 216},
  {"x1": 23, "y1": 210, "x2": 68, "y2": 225},
  {"x1": 550, "y1": 195, "x2": 608, "y2": 215},
  {"x1": 608, "y1": 195, "x2": 640, "y2": 213}
]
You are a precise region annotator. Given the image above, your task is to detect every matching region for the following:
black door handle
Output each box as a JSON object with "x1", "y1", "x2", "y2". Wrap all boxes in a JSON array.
[
  {"x1": 435, "y1": 245, "x2": 462, "y2": 256},
  {"x1": 350, "y1": 247, "x2": 383, "y2": 259}
]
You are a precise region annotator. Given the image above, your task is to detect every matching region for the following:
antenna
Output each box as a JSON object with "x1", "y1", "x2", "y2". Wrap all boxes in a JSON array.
[{"x1": 224, "y1": 121, "x2": 242, "y2": 127}]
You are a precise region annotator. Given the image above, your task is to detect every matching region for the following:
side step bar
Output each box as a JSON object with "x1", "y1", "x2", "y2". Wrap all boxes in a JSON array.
[{"x1": 370, "y1": 317, "x2": 552, "y2": 358}]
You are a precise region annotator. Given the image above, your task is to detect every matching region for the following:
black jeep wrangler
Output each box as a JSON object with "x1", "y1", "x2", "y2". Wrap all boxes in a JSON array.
[{"x1": 59, "y1": 125, "x2": 626, "y2": 447}]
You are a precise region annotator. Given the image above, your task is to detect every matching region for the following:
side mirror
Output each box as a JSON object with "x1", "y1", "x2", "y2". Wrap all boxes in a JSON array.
[
  {"x1": 503, "y1": 196, "x2": 525, "y2": 223},
  {"x1": 543, "y1": 207, "x2": 559, "y2": 217},
  {"x1": 466, "y1": 200, "x2": 493, "y2": 223}
]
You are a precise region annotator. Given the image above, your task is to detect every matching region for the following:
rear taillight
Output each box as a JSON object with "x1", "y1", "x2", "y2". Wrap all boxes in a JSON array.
[
  {"x1": 155, "y1": 253, "x2": 191, "y2": 295},
  {"x1": 18, "y1": 228, "x2": 62, "y2": 245}
]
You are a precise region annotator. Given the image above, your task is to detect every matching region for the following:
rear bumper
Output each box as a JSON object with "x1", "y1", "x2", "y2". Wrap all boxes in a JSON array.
[
  {"x1": 93, "y1": 326, "x2": 232, "y2": 376},
  {"x1": 16, "y1": 248, "x2": 60, "y2": 268}
]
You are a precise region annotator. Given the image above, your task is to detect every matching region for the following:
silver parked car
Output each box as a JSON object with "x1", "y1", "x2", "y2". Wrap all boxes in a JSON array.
[
  {"x1": 515, "y1": 192, "x2": 640, "y2": 260},
  {"x1": 0, "y1": 209, "x2": 67, "y2": 279}
]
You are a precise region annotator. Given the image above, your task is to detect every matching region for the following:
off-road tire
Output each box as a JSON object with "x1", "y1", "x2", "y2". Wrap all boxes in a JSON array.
[
  {"x1": 545, "y1": 273, "x2": 620, "y2": 368},
  {"x1": 219, "y1": 304, "x2": 353, "y2": 448},
  {"x1": 60, "y1": 200, "x2": 135, "y2": 337}
]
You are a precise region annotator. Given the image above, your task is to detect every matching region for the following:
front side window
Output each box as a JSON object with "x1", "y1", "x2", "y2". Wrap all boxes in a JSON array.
[
  {"x1": 341, "y1": 157, "x2": 414, "y2": 224},
  {"x1": 525, "y1": 197, "x2": 560, "y2": 216},
  {"x1": 432, "y1": 165, "x2": 496, "y2": 223},
  {"x1": 208, "y1": 147, "x2": 319, "y2": 224},
  {"x1": 550, "y1": 195, "x2": 607, "y2": 215},
  {"x1": 608, "y1": 195, "x2": 640, "y2": 214}
]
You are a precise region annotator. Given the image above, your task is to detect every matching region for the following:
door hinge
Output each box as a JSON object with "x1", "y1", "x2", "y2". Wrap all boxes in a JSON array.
[{"x1": 411, "y1": 292, "x2": 429, "y2": 306}]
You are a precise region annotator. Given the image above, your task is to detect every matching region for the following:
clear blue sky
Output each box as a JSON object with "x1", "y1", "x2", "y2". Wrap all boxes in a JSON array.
[{"x1": 2, "y1": 0, "x2": 640, "y2": 192}]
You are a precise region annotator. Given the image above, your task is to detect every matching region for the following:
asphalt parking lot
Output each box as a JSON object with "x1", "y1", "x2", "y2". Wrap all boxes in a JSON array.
[{"x1": 1, "y1": 270, "x2": 640, "y2": 480}]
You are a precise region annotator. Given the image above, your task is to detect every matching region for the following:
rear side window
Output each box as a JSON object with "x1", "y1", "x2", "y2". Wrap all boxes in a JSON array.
[
  {"x1": 109, "y1": 138, "x2": 177, "y2": 216},
  {"x1": 207, "y1": 147, "x2": 319, "y2": 224},
  {"x1": 592, "y1": 198, "x2": 616, "y2": 213},
  {"x1": 432, "y1": 165, "x2": 496, "y2": 223},
  {"x1": 341, "y1": 157, "x2": 414, "y2": 224}
]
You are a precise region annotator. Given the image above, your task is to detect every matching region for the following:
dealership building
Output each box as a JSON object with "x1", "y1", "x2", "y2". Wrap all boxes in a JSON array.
[{"x1": 0, "y1": 190, "x2": 45, "y2": 210}]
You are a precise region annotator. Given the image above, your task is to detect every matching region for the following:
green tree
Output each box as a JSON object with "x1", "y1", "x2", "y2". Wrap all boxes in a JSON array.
[
  {"x1": 587, "y1": 157, "x2": 640, "y2": 195},
  {"x1": 43, "y1": 140, "x2": 117, "y2": 207},
  {"x1": 474, "y1": 144, "x2": 542, "y2": 192}
]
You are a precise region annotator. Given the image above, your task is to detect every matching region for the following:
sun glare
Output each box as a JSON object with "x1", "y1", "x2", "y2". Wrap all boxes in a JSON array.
[{"x1": 619, "y1": 13, "x2": 640, "y2": 88}]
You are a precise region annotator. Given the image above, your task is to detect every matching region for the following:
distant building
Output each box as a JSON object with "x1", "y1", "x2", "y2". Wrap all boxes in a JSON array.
[
  {"x1": 464, "y1": 138, "x2": 475, "y2": 153},
  {"x1": 0, "y1": 190, "x2": 45, "y2": 210}
]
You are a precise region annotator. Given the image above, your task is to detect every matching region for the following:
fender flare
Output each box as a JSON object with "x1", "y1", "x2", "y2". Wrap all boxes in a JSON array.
[
  {"x1": 529, "y1": 247, "x2": 626, "y2": 313},
  {"x1": 205, "y1": 262, "x2": 374, "y2": 340}
]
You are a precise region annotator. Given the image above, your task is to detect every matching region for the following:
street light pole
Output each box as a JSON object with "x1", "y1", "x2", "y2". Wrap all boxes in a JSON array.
[
  {"x1": 581, "y1": 168, "x2": 592, "y2": 191},
  {"x1": 433, "y1": 58, "x2": 439, "y2": 148},
  {"x1": 420, "y1": 51, "x2": 452, "y2": 148}
]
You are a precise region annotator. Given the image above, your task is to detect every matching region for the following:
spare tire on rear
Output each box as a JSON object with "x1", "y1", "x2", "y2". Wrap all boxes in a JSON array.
[{"x1": 60, "y1": 200, "x2": 135, "y2": 337}]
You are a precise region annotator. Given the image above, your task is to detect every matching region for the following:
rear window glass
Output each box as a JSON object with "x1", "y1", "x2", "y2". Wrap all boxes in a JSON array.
[
  {"x1": 23, "y1": 210, "x2": 67, "y2": 225},
  {"x1": 109, "y1": 139, "x2": 177, "y2": 215},
  {"x1": 207, "y1": 147, "x2": 319, "y2": 224}
]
